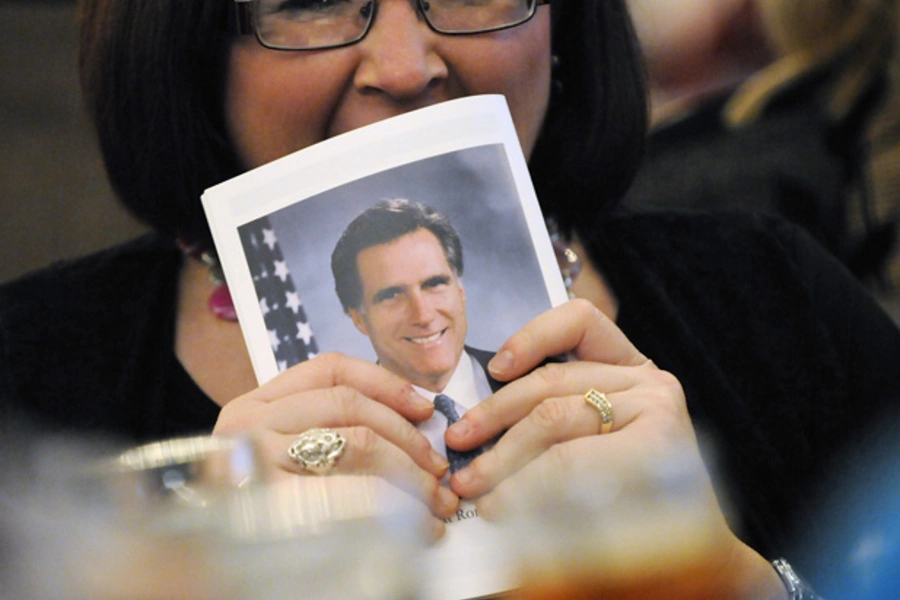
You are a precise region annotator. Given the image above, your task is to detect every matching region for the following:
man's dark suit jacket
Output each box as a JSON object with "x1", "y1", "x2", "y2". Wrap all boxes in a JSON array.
[{"x1": 465, "y1": 345, "x2": 503, "y2": 395}]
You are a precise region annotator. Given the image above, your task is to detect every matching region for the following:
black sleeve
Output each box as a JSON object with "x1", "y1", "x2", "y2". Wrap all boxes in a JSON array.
[
  {"x1": 0, "y1": 296, "x2": 50, "y2": 439},
  {"x1": 769, "y1": 219, "x2": 900, "y2": 594},
  {"x1": 775, "y1": 219, "x2": 900, "y2": 408}
]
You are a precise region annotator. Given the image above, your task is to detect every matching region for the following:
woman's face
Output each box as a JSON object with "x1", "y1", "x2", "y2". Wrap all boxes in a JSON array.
[{"x1": 224, "y1": 1, "x2": 552, "y2": 171}]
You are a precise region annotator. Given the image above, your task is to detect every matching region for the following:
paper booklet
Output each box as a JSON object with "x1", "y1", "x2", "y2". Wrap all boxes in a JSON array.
[{"x1": 202, "y1": 95, "x2": 569, "y2": 600}]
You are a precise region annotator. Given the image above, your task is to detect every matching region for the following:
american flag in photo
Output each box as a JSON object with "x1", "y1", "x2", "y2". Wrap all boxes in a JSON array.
[{"x1": 239, "y1": 216, "x2": 319, "y2": 370}]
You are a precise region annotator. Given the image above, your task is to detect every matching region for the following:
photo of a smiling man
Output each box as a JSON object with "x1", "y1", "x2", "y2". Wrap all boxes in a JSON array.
[{"x1": 331, "y1": 199, "x2": 502, "y2": 472}]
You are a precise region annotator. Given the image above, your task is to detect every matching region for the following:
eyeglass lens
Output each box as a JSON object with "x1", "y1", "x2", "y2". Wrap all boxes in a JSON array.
[{"x1": 253, "y1": 0, "x2": 538, "y2": 51}]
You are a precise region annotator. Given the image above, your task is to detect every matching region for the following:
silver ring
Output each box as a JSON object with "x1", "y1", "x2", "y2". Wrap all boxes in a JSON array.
[
  {"x1": 584, "y1": 389, "x2": 614, "y2": 434},
  {"x1": 287, "y1": 428, "x2": 346, "y2": 475}
]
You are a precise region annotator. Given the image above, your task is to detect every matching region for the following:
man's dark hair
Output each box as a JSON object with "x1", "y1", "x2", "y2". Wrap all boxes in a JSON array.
[
  {"x1": 331, "y1": 199, "x2": 463, "y2": 313},
  {"x1": 78, "y1": 0, "x2": 646, "y2": 248}
]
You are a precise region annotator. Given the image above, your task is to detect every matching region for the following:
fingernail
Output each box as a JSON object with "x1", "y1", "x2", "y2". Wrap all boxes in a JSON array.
[
  {"x1": 454, "y1": 468, "x2": 472, "y2": 486},
  {"x1": 488, "y1": 350, "x2": 514, "y2": 377},
  {"x1": 408, "y1": 388, "x2": 432, "y2": 410},
  {"x1": 447, "y1": 419, "x2": 469, "y2": 437},
  {"x1": 431, "y1": 450, "x2": 450, "y2": 472},
  {"x1": 438, "y1": 486, "x2": 458, "y2": 511}
]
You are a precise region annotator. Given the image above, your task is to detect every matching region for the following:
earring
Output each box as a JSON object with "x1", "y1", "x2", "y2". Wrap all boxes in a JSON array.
[{"x1": 546, "y1": 217, "x2": 581, "y2": 297}]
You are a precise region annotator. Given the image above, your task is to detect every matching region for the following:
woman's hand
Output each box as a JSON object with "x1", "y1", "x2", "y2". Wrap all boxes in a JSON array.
[
  {"x1": 444, "y1": 299, "x2": 685, "y2": 507},
  {"x1": 444, "y1": 299, "x2": 788, "y2": 598},
  {"x1": 212, "y1": 352, "x2": 459, "y2": 533}
]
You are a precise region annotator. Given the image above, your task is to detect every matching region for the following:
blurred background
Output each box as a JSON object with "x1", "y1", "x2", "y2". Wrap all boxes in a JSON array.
[{"x1": 0, "y1": 0, "x2": 146, "y2": 285}]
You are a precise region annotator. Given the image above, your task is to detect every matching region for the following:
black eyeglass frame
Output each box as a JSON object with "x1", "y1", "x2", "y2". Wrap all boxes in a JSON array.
[{"x1": 232, "y1": 0, "x2": 552, "y2": 52}]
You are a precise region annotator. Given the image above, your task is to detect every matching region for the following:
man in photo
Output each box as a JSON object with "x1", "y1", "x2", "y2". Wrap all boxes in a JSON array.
[{"x1": 331, "y1": 199, "x2": 500, "y2": 472}]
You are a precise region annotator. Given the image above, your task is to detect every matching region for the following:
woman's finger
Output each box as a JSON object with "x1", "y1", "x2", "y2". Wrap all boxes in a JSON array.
[
  {"x1": 219, "y1": 384, "x2": 450, "y2": 478},
  {"x1": 449, "y1": 389, "x2": 637, "y2": 498},
  {"x1": 245, "y1": 352, "x2": 434, "y2": 421},
  {"x1": 486, "y1": 299, "x2": 652, "y2": 383},
  {"x1": 450, "y1": 367, "x2": 687, "y2": 499},
  {"x1": 258, "y1": 427, "x2": 459, "y2": 520},
  {"x1": 446, "y1": 360, "x2": 661, "y2": 449},
  {"x1": 475, "y1": 410, "x2": 703, "y2": 520}
]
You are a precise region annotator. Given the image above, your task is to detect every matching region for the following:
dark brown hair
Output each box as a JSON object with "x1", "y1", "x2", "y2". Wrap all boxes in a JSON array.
[
  {"x1": 78, "y1": 0, "x2": 647, "y2": 247},
  {"x1": 330, "y1": 199, "x2": 463, "y2": 313}
]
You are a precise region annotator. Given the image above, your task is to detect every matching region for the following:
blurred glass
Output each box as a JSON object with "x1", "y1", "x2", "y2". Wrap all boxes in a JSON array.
[
  {"x1": 1, "y1": 433, "x2": 424, "y2": 600},
  {"x1": 216, "y1": 474, "x2": 425, "y2": 600},
  {"x1": 500, "y1": 449, "x2": 737, "y2": 600}
]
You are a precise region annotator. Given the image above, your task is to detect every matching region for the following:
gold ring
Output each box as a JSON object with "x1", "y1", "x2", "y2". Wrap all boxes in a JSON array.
[
  {"x1": 584, "y1": 389, "x2": 614, "y2": 434},
  {"x1": 287, "y1": 428, "x2": 346, "y2": 475}
]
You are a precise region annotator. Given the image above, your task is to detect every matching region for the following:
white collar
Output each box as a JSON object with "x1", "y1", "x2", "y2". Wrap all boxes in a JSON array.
[{"x1": 414, "y1": 349, "x2": 489, "y2": 411}]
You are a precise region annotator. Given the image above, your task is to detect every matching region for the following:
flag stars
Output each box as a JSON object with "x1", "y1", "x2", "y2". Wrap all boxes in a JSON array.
[
  {"x1": 285, "y1": 291, "x2": 302, "y2": 314},
  {"x1": 296, "y1": 321, "x2": 314, "y2": 346},
  {"x1": 268, "y1": 329, "x2": 280, "y2": 351},
  {"x1": 274, "y1": 260, "x2": 290, "y2": 282},
  {"x1": 243, "y1": 218, "x2": 318, "y2": 368},
  {"x1": 263, "y1": 228, "x2": 278, "y2": 250}
]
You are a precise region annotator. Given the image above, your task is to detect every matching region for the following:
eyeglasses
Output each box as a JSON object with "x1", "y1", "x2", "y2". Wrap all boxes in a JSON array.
[{"x1": 233, "y1": 0, "x2": 551, "y2": 51}]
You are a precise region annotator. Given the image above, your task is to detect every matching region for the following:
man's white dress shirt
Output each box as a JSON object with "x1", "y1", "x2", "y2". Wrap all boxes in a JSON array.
[{"x1": 413, "y1": 350, "x2": 493, "y2": 464}]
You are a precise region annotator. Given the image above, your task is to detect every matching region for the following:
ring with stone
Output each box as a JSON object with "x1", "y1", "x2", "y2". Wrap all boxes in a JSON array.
[
  {"x1": 287, "y1": 428, "x2": 346, "y2": 475},
  {"x1": 584, "y1": 389, "x2": 614, "y2": 434}
]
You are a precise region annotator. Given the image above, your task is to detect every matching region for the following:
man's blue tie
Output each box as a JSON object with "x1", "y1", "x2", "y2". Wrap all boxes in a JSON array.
[{"x1": 433, "y1": 394, "x2": 484, "y2": 474}]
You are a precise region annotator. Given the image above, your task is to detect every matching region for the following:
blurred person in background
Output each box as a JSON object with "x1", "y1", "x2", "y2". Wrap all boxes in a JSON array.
[{"x1": 626, "y1": 0, "x2": 900, "y2": 307}]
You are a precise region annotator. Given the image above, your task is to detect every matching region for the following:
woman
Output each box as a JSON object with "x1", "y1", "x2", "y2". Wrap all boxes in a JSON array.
[{"x1": 2, "y1": 0, "x2": 898, "y2": 597}]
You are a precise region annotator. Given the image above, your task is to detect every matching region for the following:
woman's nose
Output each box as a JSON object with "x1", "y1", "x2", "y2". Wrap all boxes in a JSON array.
[{"x1": 353, "y1": 0, "x2": 449, "y2": 100}]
